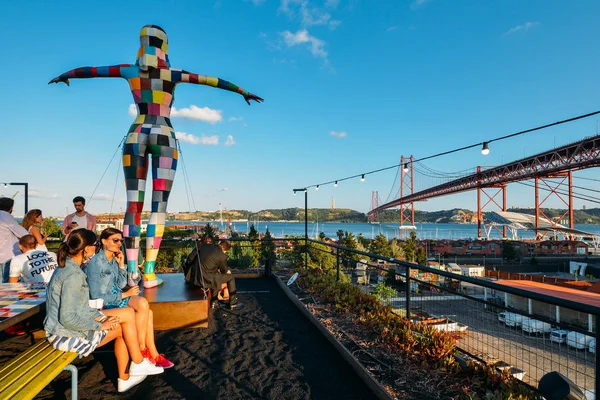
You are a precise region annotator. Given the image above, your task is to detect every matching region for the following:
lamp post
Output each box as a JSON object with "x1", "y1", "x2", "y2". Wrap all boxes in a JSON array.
[{"x1": 2, "y1": 182, "x2": 28, "y2": 214}]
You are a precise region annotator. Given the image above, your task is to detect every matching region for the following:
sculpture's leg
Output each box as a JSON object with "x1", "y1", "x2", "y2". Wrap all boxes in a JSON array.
[
  {"x1": 144, "y1": 131, "x2": 178, "y2": 288},
  {"x1": 123, "y1": 130, "x2": 149, "y2": 287}
]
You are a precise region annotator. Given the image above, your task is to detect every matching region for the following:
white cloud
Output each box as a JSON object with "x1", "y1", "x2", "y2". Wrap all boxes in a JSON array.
[
  {"x1": 503, "y1": 21, "x2": 540, "y2": 36},
  {"x1": 281, "y1": 29, "x2": 328, "y2": 59},
  {"x1": 172, "y1": 106, "x2": 223, "y2": 124},
  {"x1": 279, "y1": 0, "x2": 332, "y2": 27},
  {"x1": 386, "y1": 25, "x2": 399, "y2": 32},
  {"x1": 325, "y1": 0, "x2": 339, "y2": 8},
  {"x1": 128, "y1": 104, "x2": 222, "y2": 124},
  {"x1": 229, "y1": 116, "x2": 244, "y2": 122},
  {"x1": 128, "y1": 104, "x2": 137, "y2": 117},
  {"x1": 249, "y1": 0, "x2": 266, "y2": 5},
  {"x1": 91, "y1": 193, "x2": 114, "y2": 201},
  {"x1": 329, "y1": 20, "x2": 341, "y2": 30},
  {"x1": 329, "y1": 130, "x2": 347, "y2": 138},
  {"x1": 29, "y1": 190, "x2": 59, "y2": 199},
  {"x1": 219, "y1": 188, "x2": 229, "y2": 191},
  {"x1": 410, "y1": 0, "x2": 432, "y2": 9},
  {"x1": 224, "y1": 135, "x2": 236, "y2": 146},
  {"x1": 175, "y1": 132, "x2": 220, "y2": 146}
]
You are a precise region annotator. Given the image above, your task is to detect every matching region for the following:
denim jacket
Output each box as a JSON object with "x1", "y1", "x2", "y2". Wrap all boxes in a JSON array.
[
  {"x1": 85, "y1": 251, "x2": 127, "y2": 304},
  {"x1": 44, "y1": 258, "x2": 103, "y2": 340}
]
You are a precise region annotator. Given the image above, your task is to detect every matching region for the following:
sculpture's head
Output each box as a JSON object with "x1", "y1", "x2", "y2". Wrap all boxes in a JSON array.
[{"x1": 136, "y1": 25, "x2": 170, "y2": 71}]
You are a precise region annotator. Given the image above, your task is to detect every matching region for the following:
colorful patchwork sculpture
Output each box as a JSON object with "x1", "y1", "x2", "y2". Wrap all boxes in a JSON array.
[{"x1": 49, "y1": 25, "x2": 263, "y2": 288}]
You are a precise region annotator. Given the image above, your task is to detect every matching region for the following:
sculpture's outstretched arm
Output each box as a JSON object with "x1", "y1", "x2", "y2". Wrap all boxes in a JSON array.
[
  {"x1": 48, "y1": 64, "x2": 134, "y2": 85},
  {"x1": 177, "y1": 70, "x2": 264, "y2": 105}
]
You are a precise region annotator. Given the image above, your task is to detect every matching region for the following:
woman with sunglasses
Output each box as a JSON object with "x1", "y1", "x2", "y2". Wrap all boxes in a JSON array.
[
  {"x1": 45, "y1": 229, "x2": 164, "y2": 393},
  {"x1": 85, "y1": 227, "x2": 173, "y2": 368}
]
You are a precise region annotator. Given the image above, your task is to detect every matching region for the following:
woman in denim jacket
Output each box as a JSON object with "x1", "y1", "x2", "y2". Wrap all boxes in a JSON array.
[
  {"x1": 45, "y1": 229, "x2": 163, "y2": 393},
  {"x1": 86, "y1": 227, "x2": 173, "y2": 369}
]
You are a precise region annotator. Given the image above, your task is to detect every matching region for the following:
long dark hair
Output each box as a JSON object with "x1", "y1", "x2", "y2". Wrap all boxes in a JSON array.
[{"x1": 57, "y1": 229, "x2": 97, "y2": 267}]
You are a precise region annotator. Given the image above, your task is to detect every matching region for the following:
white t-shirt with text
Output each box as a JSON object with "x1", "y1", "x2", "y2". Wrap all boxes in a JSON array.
[{"x1": 9, "y1": 249, "x2": 58, "y2": 284}]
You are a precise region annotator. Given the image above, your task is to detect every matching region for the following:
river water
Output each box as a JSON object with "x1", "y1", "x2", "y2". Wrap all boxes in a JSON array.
[{"x1": 165, "y1": 221, "x2": 600, "y2": 240}]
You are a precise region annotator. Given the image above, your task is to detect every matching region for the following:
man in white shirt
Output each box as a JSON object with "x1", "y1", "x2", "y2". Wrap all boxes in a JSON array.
[
  {"x1": 9, "y1": 235, "x2": 58, "y2": 284},
  {"x1": 0, "y1": 197, "x2": 29, "y2": 282},
  {"x1": 61, "y1": 196, "x2": 97, "y2": 240}
]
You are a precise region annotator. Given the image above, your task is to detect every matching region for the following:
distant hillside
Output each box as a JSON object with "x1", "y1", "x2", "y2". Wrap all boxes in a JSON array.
[{"x1": 120, "y1": 207, "x2": 600, "y2": 224}]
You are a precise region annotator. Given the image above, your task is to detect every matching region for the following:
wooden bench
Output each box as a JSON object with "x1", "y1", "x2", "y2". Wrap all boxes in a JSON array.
[
  {"x1": 140, "y1": 273, "x2": 210, "y2": 330},
  {"x1": 0, "y1": 339, "x2": 78, "y2": 400}
]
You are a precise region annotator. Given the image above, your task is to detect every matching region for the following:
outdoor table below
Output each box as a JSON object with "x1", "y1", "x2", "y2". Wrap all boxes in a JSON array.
[{"x1": 0, "y1": 283, "x2": 46, "y2": 332}]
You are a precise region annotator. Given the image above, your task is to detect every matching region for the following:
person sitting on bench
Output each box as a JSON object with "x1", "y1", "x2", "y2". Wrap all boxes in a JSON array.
[
  {"x1": 184, "y1": 240, "x2": 239, "y2": 309},
  {"x1": 85, "y1": 227, "x2": 173, "y2": 369},
  {"x1": 8, "y1": 234, "x2": 58, "y2": 284},
  {"x1": 44, "y1": 229, "x2": 164, "y2": 393}
]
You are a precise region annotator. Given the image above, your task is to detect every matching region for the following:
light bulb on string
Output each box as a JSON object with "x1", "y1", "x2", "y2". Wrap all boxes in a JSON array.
[
  {"x1": 481, "y1": 142, "x2": 490, "y2": 155},
  {"x1": 403, "y1": 163, "x2": 409, "y2": 172},
  {"x1": 361, "y1": 174, "x2": 365, "y2": 182},
  {"x1": 316, "y1": 185, "x2": 319, "y2": 191},
  {"x1": 334, "y1": 181, "x2": 338, "y2": 187}
]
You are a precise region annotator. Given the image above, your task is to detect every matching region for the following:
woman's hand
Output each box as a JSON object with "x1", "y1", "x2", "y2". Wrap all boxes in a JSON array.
[
  {"x1": 101, "y1": 316, "x2": 121, "y2": 331},
  {"x1": 48, "y1": 76, "x2": 70, "y2": 86},
  {"x1": 243, "y1": 93, "x2": 263, "y2": 105},
  {"x1": 124, "y1": 286, "x2": 140, "y2": 298},
  {"x1": 114, "y1": 251, "x2": 125, "y2": 269}
]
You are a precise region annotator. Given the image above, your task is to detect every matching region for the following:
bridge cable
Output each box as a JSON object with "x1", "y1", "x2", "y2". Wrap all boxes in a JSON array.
[
  {"x1": 87, "y1": 135, "x2": 127, "y2": 208},
  {"x1": 297, "y1": 109, "x2": 600, "y2": 190}
]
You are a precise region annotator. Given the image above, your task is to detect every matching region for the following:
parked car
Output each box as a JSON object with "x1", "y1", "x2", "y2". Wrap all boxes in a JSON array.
[
  {"x1": 504, "y1": 313, "x2": 524, "y2": 328},
  {"x1": 521, "y1": 318, "x2": 552, "y2": 335},
  {"x1": 550, "y1": 329, "x2": 569, "y2": 344},
  {"x1": 566, "y1": 331, "x2": 594, "y2": 350}
]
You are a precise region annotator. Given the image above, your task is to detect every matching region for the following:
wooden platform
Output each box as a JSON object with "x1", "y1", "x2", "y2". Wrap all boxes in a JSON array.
[{"x1": 139, "y1": 273, "x2": 209, "y2": 330}]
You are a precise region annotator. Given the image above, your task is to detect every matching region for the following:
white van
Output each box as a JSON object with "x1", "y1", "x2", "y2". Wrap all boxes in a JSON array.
[
  {"x1": 550, "y1": 329, "x2": 569, "y2": 344},
  {"x1": 566, "y1": 331, "x2": 594, "y2": 350},
  {"x1": 504, "y1": 313, "x2": 524, "y2": 328},
  {"x1": 521, "y1": 318, "x2": 552, "y2": 335},
  {"x1": 498, "y1": 312, "x2": 506, "y2": 323}
]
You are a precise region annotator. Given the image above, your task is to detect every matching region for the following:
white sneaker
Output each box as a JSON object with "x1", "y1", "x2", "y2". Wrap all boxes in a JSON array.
[
  {"x1": 129, "y1": 358, "x2": 164, "y2": 376},
  {"x1": 118, "y1": 375, "x2": 147, "y2": 392}
]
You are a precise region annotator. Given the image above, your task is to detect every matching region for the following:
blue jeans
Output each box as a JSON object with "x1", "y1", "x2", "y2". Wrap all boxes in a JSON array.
[{"x1": 1, "y1": 259, "x2": 10, "y2": 283}]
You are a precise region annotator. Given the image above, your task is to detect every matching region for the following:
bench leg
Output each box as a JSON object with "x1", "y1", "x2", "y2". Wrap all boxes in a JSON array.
[{"x1": 63, "y1": 364, "x2": 78, "y2": 400}]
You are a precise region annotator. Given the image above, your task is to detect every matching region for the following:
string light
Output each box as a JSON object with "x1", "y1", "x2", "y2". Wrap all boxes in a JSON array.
[
  {"x1": 316, "y1": 185, "x2": 319, "y2": 190},
  {"x1": 481, "y1": 142, "x2": 490, "y2": 155},
  {"x1": 334, "y1": 181, "x2": 338, "y2": 187},
  {"x1": 293, "y1": 109, "x2": 600, "y2": 191}
]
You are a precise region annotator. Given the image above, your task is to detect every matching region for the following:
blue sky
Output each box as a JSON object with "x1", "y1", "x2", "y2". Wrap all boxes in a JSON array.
[{"x1": 1, "y1": 0, "x2": 600, "y2": 218}]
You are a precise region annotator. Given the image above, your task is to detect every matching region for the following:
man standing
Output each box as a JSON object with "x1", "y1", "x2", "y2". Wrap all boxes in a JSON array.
[
  {"x1": 62, "y1": 196, "x2": 96, "y2": 239},
  {"x1": 0, "y1": 197, "x2": 29, "y2": 282},
  {"x1": 184, "y1": 240, "x2": 239, "y2": 309},
  {"x1": 9, "y1": 235, "x2": 58, "y2": 284}
]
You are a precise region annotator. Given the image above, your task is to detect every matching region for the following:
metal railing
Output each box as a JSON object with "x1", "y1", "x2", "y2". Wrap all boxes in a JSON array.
[{"x1": 299, "y1": 237, "x2": 599, "y2": 397}]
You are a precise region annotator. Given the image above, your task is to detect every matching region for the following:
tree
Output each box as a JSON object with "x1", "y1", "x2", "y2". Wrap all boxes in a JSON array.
[
  {"x1": 318, "y1": 231, "x2": 327, "y2": 240},
  {"x1": 390, "y1": 238, "x2": 405, "y2": 260},
  {"x1": 401, "y1": 231, "x2": 417, "y2": 262},
  {"x1": 261, "y1": 228, "x2": 277, "y2": 269},
  {"x1": 369, "y1": 233, "x2": 392, "y2": 258},
  {"x1": 340, "y1": 231, "x2": 361, "y2": 267},
  {"x1": 502, "y1": 240, "x2": 517, "y2": 261},
  {"x1": 416, "y1": 247, "x2": 427, "y2": 266},
  {"x1": 336, "y1": 229, "x2": 344, "y2": 242},
  {"x1": 200, "y1": 224, "x2": 219, "y2": 243},
  {"x1": 248, "y1": 224, "x2": 259, "y2": 239},
  {"x1": 43, "y1": 217, "x2": 62, "y2": 239}
]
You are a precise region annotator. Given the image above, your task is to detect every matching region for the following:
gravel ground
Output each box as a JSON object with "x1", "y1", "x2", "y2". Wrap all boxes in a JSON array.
[{"x1": 0, "y1": 277, "x2": 374, "y2": 400}]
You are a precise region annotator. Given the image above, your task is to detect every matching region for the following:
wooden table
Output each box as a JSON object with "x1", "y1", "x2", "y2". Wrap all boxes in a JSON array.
[{"x1": 0, "y1": 283, "x2": 46, "y2": 332}]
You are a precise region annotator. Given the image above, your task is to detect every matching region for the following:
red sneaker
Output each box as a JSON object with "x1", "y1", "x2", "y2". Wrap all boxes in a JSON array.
[
  {"x1": 154, "y1": 354, "x2": 174, "y2": 369},
  {"x1": 141, "y1": 348, "x2": 155, "y2": 364}
]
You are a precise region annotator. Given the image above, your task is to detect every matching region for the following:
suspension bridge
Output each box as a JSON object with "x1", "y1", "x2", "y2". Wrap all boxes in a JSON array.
[{"x1": 367, "y1": 134, "x2": 600, "y2": 239}]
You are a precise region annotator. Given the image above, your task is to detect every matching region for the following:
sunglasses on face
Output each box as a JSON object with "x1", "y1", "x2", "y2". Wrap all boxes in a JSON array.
[{"x1": 111, "y1": 238, "x2": 125, "y2": 244}]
